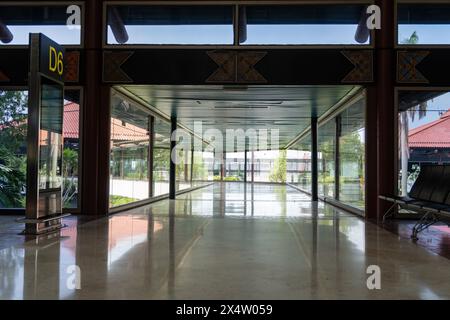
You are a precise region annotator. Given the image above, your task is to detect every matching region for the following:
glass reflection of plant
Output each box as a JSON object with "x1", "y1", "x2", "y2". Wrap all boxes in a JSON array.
[
  {"x1": 269, "y1": 150, "x2": 287, "y2": 183},
  {"x1": 62, "y1": 147, "x2": 78, "y2": 207},
  {"x1": 192, "y1": 153, "x2": 207, "y2": 181},
  {"x1": 340, "y1": 132, "x2": 364, "y2": 184},
  {"x1": 153, "y1": 148, "x2": 170, "y2": 182},
  {"x1": 0, "y1": 91, "x2": 27, "y2": 208}
]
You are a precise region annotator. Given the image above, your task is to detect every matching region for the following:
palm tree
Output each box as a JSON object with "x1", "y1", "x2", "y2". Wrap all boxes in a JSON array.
[{"x1": 399, "y1": 32, "x2": 428, "y2": 195}]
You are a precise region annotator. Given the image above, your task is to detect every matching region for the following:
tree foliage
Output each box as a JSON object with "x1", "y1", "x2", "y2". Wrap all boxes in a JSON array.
[
  {"x1": 0, "y1": 91, "x2": 28, "y2": 208},
  {"x1": 269, "y1": 150, "x2": 287, "y2": 183}
]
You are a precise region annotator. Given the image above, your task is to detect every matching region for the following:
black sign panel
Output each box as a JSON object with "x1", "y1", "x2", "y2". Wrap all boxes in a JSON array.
[{"x1": 38, "y1": 33, "x2": 65, "y2": 83}]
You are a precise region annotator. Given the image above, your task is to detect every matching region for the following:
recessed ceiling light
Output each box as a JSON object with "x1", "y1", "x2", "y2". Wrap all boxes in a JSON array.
[
  {"x1": 223, "y1": 85, "x2": 248, "y2": 91},
  {"x1": 214, "y1": 106, "x2": 269, "y2": 109}
]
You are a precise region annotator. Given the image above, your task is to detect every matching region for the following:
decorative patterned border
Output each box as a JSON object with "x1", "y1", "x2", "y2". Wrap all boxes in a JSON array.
[
  {"x1": 341, "y1": 50, "x2": 374, "y2": 83},
  {"x1": 206, "y1": 51, "x2": 267, "y2": 83},
  {"x1": 397, "y1": 51, "x2": 430, "y2": 84}
]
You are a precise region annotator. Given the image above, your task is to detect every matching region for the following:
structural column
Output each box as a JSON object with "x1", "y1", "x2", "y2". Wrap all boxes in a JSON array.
[
  {"x1": 251, "y1": 151, "x2": 255, "y2": 183},
  {"x1": 169, "y1": 116, "x2": 177, "y2": 200},
  {"x1": 190, "y1": 144, "x2": 194, "y2": 186},
  {"x1": 334, "y1": 115, "x2": 341, "y2": 200},
  {"x1": 81, "y1": 0, "x2": 110, "y2": 215},
  {"x1": 311, "y1": 117, "x2": 319, "y2": 201},
  {"x1": 244, "y1": 146, "x2": 248, "y2": 183},
  {"x1": 149, "y1": 115, "x2": 154, "y2": 198},
  {"x1": 221, "y1": 152, "x2": 226, "y2": 181},
  {"x1": 365, "y1": 0, "x2": 396, "y2": 220}
]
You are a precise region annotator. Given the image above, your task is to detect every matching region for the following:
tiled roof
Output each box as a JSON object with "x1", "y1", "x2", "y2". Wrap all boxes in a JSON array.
[
  {"x1": 409, "y1": 109, "x2": 450, "y2": 148},
  {"x1": 63, "y1": 102, "x2": 80, "y2": 139},
  {"x1": 110, "y1": 118, "x2": 148, "y2": 142},
  {"x1": 1, "y1": 102, "x2": 149, "y2": 142},
  {"x1": 64, "y1": 102, "x2": 148, "y2": 141}
]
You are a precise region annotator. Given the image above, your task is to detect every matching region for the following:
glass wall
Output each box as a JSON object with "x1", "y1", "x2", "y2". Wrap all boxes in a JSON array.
[
  {"x1": 0, "y1": 90, "x2": 28, "y2": 209},
  {"x1": 397, "y1": 91, "x2": 450, "y2": 195},
  {"x1": 109, "y1": 97, "x2": 150, "y2": 207},
  {"x1": 176, "y1": 128, "x2": 192, "y2": 191},
  {"x1": 106, "y1": 5, "x2": 234, "y2": 45},
  {"x1": 241, "y1": 4, "x2": 371, "y2": 45},
  {"x1": 153, "y1": 118, "x2": 171, "y2": 197},
  {"x1": 0, "y1": 4, "x2": 82, "y2": 45},
  {"x1": 252, "y1": 150, "x2": 287, "y2": 183},
  {"x1": 109, "y1": 95, "x2": 214, "y2": 206},
  {"x1": 318, "y1": 120, "x2": 336, "y2": 198},
  {"x1": 62, "y1": 90, "x2": 81, "y2": 209},
  {"x1": 192, "y1": 139, "x2": 214, "y2": 186},
  {"x1": 339, "y1": 101, "x2": 365, "y2": 210},
  {"x1": 223, "y1": 150, "x2": 289, "y2": 183},
  {"x1": 0, "y1": 89, "x2": 82, "y2": 211},
  {"x1": 285, "y1": 96, "x2": 366, "y2": 211},
  {"x1": 290, "y1": 135, "x2": 312, "y2": 193},
  {"x1": 398, "y1": 3, "x2": 450, "y2": 45},
  {"x1": 104, "y1": 3, "x2": 373, "y2": 46},
  {"x1": 225, "y1": 152, "x2": 245, "y2": 181}
]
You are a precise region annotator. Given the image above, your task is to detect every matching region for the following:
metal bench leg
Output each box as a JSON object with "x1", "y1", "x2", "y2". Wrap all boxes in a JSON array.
[
  {"x1": 411, "y1": 211, "x2": 439, "y2": 241},
  {"x1": 382, "y1": 202, "x2": 397, "y2": 224}
]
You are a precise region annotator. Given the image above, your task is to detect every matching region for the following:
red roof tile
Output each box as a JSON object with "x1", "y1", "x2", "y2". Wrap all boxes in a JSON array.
[
  {"x1": 62, "y1": 102, "x2": 148, "y2": 142},
  {"x1": 409, "y1": 109, "x2": 450, "y2": 148},
  {"x1": 1, "y1": 103, "x2": 148, "y2": 143},
  {"x1": 63, "y1": 102, "x2": 80, "y2": 139}
]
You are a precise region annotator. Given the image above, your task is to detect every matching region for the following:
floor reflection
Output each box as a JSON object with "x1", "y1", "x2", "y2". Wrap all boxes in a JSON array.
[
  {"x1": 1, "y1": 182, "x2": 450, "y2": 300},
  {"x1": 156, "y1": 183, "x2": 347, "y2": 219}
]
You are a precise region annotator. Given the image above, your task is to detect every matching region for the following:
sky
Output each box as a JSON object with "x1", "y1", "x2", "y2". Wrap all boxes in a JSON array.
[
  {"x1": 408, "y1": 93, "x2": 450, "y2": 130},
  {"x1": 4, "y1": 24, "x2": 450, "y2": 45}
]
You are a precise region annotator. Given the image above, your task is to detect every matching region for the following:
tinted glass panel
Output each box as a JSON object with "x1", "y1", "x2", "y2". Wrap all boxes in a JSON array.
[
  {"x1": 318, "y1": 119, "x2": 336, "y2": 198},
  {"x1": 110, "y1": 96, "x2": 150, "y2": 207},
  {"x1": 398, "y1": 4, "x2": 450, "y2": 45},
  {"x1": 175, "y1": 128, "x2": 192, "y2": 191},
  {"x1": 192, "y1": 138, "x2": 214, "y2": 186},
  {"x1": 290, "y1": 135, "x2": 312, "y2": 193},
  {"x1": 106, "y1": 5, "x2": 234, "y2": 45},
  {"x1": 0, "y1": 5, "x2": 81, "y2": 45},
  {"x1": 242, "y1": 5, "x2": 370, "y2": 45},
  {"x1": 62, "y1": 90, "x2": 81, "y2": 209},
  {"x1": 397, "y1": 91, "x2": 450, "y2": 196},
  {"x1": 339, "y1": 100, "x2": 365, "y2": 210},
  {"x1": 153, "y1": 118, "x2": 171, "y2": 197},
  {"x1": 39, "y1": 82, "x2": 63, "y2": 191}
]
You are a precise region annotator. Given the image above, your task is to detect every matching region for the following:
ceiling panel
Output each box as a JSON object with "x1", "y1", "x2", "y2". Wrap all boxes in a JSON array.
[{"x1": 116, "y1": 85, "x2": 357, "y2": 149}]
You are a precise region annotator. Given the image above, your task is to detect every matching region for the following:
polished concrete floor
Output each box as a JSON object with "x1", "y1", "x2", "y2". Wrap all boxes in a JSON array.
[{"x1": 1, "y1": 183, "x2": 450, "y2": 300}]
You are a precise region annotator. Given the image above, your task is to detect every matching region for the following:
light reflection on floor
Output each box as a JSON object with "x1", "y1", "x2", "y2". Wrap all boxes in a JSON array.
[
  {"x1": 1, "y1": 182, "x2": 450, "y2": 300},
  {"x1": 150, "y1": 183, "x2": 353, "y2": 219}
]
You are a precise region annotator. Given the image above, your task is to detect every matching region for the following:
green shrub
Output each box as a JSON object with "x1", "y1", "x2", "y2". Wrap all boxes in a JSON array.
[{"x1": 109, "y1": 195, "x2": 138, "y2": 207}]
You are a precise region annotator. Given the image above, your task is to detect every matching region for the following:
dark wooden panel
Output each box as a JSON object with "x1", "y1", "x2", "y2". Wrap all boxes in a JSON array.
[
  {"x1": 416, "y1": 50, "x2": 450, "y2": 86},
  {"x1": 106, "y1": 49, "x2": 367, "y2": 85},
  {"x1": 0, "y1": 49, "x2": 29, "y2": 85},
  {"x1": 121, "y1": 50, "x2": 217, "y2": 84},
  {"x1": 257, "y1": 50, "x2": 355, "y2": 85}
]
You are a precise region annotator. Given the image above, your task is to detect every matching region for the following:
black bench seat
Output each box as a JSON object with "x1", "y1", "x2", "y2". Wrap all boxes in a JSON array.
[
  {"x1": 379, "y1": 195, "x2": 417, "y2": 204},
  {"x1": 379, "y1": 164, "x2": 450, "y2": 240}
]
